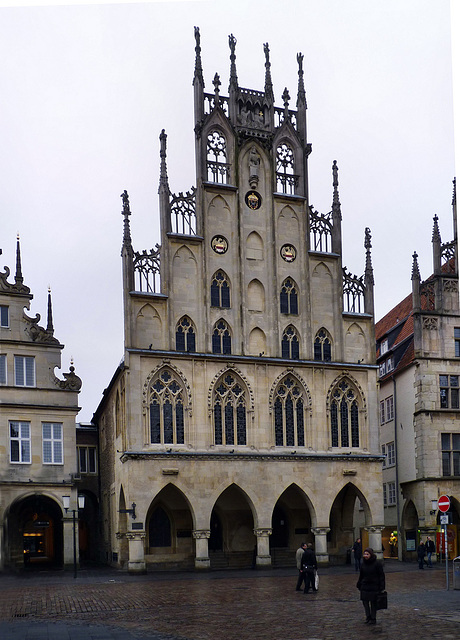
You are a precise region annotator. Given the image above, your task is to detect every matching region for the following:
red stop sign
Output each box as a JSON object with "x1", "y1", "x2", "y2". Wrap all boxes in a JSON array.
[{"x1": 438, "y1": 495, "x2": 450, "y2": 513}]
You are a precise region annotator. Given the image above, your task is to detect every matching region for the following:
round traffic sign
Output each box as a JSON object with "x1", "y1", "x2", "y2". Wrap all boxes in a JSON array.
[{"x1": 438, "y1": 495, "x2": 450, "y2": 513}]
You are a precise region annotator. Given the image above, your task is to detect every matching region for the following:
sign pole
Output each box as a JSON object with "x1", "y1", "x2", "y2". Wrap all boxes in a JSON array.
[{"x1": 438, "y1": 495, "x2": 451, "y2": 591}]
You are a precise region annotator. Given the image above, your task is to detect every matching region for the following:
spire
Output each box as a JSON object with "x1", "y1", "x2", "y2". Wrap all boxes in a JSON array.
[
  {"x1": 228, "y1": 33, "x2": 238, "y2": 92},
  {"x1": 432, "y1": 214, "x2": 441, "y2": 243},
  {"x1": 332, "y1": 160, "x2": 341, "y2": 218},
  {"x1": 213, "y1": 72, "x2": 221, "y2": 107},
  {"x1": 432, "y1": 214, "x2": 441, "y2": 275},
  {"x1": 282, "y1": 87, "x2": 290, "y2": 118},
  {"x1": 15, "y1": 234, "x2": 23, "y2": 286},
  {"x1": 296, "y1": 52, "x2": 306, "y2": 108},
  {"x1": 120, "y1": 190, "x2": 133, "y2": 253},
  {"x1": 364, "y1": 227, "x2": 374, "y2": 285},
  {"x1": 411, "y1": 251, "x2": 420, "y2": 281},
  {"x1": 263, "y1": 42, "x2": 274, "y2": 104},
  {"x1": 193, "y1": 26, "x2": 204, "y2": 87},
  {"x1": 159, "y1": 129, "x2": 169, "y2": 193},
  {"x1": 46, "y1": 287, "x2": 54, "y2": 335}
]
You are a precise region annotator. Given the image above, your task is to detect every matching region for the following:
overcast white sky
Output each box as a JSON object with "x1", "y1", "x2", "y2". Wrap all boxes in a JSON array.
[{"x1": 0, "y1": 0, "x2": 457, "y2": 422}]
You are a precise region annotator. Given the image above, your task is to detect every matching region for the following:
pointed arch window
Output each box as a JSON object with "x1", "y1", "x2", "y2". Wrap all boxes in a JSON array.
[
  {"x1": 282, "y1": 325, "x2": 300, "y2": 360},
  {"x1": 207, "y1": 130, "x2": 230, "y2": 184},
  {"x1": 149, "y1": 369, "x2": 185, "y2": 445},
  {"x1": 280, "y1": 278, "x2": 298, "y2": 315},
  {"x1": 276, "y1": 143, "x2": 297, "y2": 194},
  {"x1": 274, "y1": 376, "x2": 305, "y2": 447},
  {"x1": 314, "y1": 329, "x2": 332, "y2": 362},
  {"x1": 175, "y1": 316, "x2": 196, "y2": 352},
  {"x1": 212, "y1": 320, "x2": 232, "y2": 355},
  {"x1": 330, "y1": 379, "x2": 360, "y2": 448},
  {"x1": 211, "y1": 270, "x2": 230, "y2": 308},
  {"x1": 213, "y1": 373, "x2": 247, "y2": 446}
]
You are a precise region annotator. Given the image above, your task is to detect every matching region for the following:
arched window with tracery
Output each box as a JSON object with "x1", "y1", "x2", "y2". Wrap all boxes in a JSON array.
[
  {"x1": 175, "y1": 316, "x2": 196, "y2": 352},
  {"x1": 314, "y1": 329, "x2": 332, "y2": 362},
  {"x1": 148, "y1": 369, "x2": 185, "y2": 445},
  {"x1": 211, "y1": 270, "x2": 230, "y2": 308},
  {"x1": 212, "y1": 320, "x2": 232, "y2": 354},
  {"x1": 330, "y1": 379, "x2": 360, "y2": 448},
  {"x1": 281, "y1": 325, "x2": 300, "y2": 360},
  {"x1": 276, "y1": 142, "x2": 297, "y2": 194},
  {"x1": 207, "y1": 130, "x2": 230, "y2": 184},
  {"x1": 274, "y1": 376, "x2": 305, "y2": 447},
  {"x1": 280, "y1": 278, "x2": 298, "y2": 315},
  {"x1": 213, "y1": 372, "x2": 247, "y2": 446}
]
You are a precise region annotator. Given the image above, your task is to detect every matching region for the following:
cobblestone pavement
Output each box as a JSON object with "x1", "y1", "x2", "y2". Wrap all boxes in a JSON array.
[{"x1": 0, "y1": 564, "x2": 459, "y2": 640}]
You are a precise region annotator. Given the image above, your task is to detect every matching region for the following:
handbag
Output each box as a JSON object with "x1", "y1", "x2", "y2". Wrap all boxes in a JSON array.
[
  {"x1": 376, "y1": 591, "x2": 388, "y2": 610},
  {"x1": 314, "y1": 571, "x2": 319, "y2": 590}
]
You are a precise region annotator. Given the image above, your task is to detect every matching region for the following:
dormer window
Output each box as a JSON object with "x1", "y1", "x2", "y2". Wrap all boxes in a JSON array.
[{"x1": 380, "y1": 339, "x2": 388, "y2": 355}]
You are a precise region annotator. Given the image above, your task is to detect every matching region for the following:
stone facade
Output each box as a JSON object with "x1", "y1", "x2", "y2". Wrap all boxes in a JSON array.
[
  {"x1": 94, "y1": 30, "x2": 383, "y2": 572},
  {"x1": 376, "y1": 183, "x2": 459, "y2": 560},
  {"x1": 0, "y1": 239, "x2": 83, "y2": 570}
]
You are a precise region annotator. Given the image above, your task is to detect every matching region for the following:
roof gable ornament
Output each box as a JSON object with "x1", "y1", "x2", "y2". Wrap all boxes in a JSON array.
[
  {"x1": 296, "y1": 52, "x2": 306, "y2": 108},
  {"x1": 364, "y1": 227, "x2": 374, "y2": 286},
  {"x1": 263, "y1": 42, "x2": 274, "y2": 104},
  {"x1": 193, "y1": 26, "x2": 204, "y2": 87},
  {"x1": 411, "y1": 251, "x2": 420, "y2": 281},
  {"x1": 120, "y1": 190, "x2": 133, "y2": 254},
  {"x1": 228, "y1": 33, "x2": 238, "y2": 92}
]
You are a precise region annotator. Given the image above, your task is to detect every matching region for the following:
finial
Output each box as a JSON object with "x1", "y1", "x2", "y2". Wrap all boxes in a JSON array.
[
  {"x1": 120, "y1": 190, "x2": 133, "y2": 250},
  {"x1": 263, "y1": 42, "x2": 274, "y2": 103},
  {"x1": 332, "y1": 160, "x2": 341, "y2": 219},
  {"x1": 193, "y1": 26, "x2": 204, "y2": 86},
  {"x1": 158, "y1": 129, "x2": 169, "y2": 192},
  {"x1": 282, "y1": 87, "x2": 290, "y2": 116},
  {"x1": 411, "y1": 251, "x2": 420, "y2": 280},
  {"x1": 453, "y1": 177, "x2": 457, "y2": 207},
  {"x1": 228, "y1": 33, "x2": 238, "y2": 91},
  {"x1": 15, "y1": 234, "x2": 23, "y2": 285},
  {"x1": 213, "y1": 73, "x2": 221, "y2": 98},
  {"x1": 432, "y1": 214, "x2": 441, "y2": 244},
  {"x1": 364, "y1": 227, "x2": 374, "y2": 285},
  {"x1": 46, "y1": 287, "x2": 54, "y2": 335},
  {"x1": 296, "y1": 52, "x2": 306, "y2": 107}
]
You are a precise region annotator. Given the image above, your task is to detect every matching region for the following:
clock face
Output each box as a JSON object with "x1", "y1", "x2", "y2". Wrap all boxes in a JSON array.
[
  {"x1": 211, "y1": 235, "x2": 228, "y2": 254},
  {"x1": 280, "y1": 244, "x2": 297, "y2": 262},
  {"x1": 245, "y1": 190, "x2": 262, "y2": 210}
]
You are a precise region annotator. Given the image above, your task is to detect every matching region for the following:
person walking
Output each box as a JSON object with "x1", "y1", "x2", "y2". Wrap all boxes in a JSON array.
[
  {"x1": 356, "y1": 547, "x2": 385, "y2": 625},
  {"x1": 301, "y1": 542, "x2": 318, "y2": 594},
  {"x1": 417, "y1": 541, "x2": 426, "y2": 569},
  {"x1": 295, "y1": 542, "x2": 307, "y2": 591},
  {"x1": 425, "y1": 536, "x2": 435, "y2": 567},
  {"x1": 352, "y1": 538, "x2": 362, "y2": 571}
]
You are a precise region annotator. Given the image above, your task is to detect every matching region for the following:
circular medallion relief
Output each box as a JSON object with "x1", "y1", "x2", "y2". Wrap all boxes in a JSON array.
[
  {"x1": 211, "y1": 235, "x2": 228, "y2": 254},
  {"x1": 245, "y1": 190, "x2": 262, "y2": 210},
  {"x1": 280, "y1": 244, "x2": 297, "y2": 262}
]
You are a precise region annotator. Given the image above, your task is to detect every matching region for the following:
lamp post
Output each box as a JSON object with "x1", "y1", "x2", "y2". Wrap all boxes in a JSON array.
[{"x1": 62, "y1": 494, "x2": 85, "y2": 578}]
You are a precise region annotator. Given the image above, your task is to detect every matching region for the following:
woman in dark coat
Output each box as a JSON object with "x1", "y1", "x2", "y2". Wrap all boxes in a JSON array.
[{"x1": 356, "y1": 547, "x2": 385, "y2": 624}]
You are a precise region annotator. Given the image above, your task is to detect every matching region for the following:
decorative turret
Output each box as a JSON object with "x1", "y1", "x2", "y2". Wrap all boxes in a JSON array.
[
  {"x1": 432, "y1": 214, "x2": 441, "y2": 275},
  {"x1": 411, "y1": 251, "x2": 421, "y2": 311},
  {"x1": 15, "y1": 235, "x2": 23, "y2": 287},
  {"x1": 296, "y1": 52, "x2": 307, "y2": 142},
  {"x1": 121, "y1": 190, "x2": 134, "y2": 293},
  {"x1": 193, "y1": 26, "x2": 204, "y2": 126},
  {"x1": 331, "y1": 160, "x2": 342, "y2": 255},
  {"x1": 46, "y1": 287, "x2": 54, "y2": 336},
  {"x1": 364, "y1": 227, "x2": 374, "y2": 315},
  {"x1": 263, "y1": 42, "x2": 274, "y2": 105}
]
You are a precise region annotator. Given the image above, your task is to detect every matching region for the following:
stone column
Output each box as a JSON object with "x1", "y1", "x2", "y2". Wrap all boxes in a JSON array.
[
  {"x1": 126, "y1": 532, "x2": 146, "y2": 573},
  {"x1": 62, "y1": 515, "x2": 75, "y2": 570},
  {"x1": 311, "y1": 527, "x2": 330, "y2": 566},
  {"x1": 193, "y1": 530, "x2": 210, "y2": 570},
  {"x1": 254, "y1": 528, "x2": 272, "y2": 568},
  {"x1": 364, "y1": 525, "x2": 385, "y2": 560}
]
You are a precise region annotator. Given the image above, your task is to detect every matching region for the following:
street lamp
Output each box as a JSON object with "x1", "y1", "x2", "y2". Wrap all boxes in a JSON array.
[
  {"x1": 62, "y1": 494, "x2": 85, "y2": 578},
  {"x1": 430, "y1": 499, "x2": 438, "y2": 515}
]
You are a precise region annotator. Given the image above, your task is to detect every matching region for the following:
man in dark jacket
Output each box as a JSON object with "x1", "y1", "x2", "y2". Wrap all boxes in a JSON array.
[
  {"x1": 425, "y1": 537, "x2": 435, "y2": 567},
  {"x1": 301, "y1": 542, "x2": 318, "y2": 594},
  {"x1": 417, "y1": 542, "x2": 426, "y2": 569},
  {"x1": 356, "y1": 547, "x2": 385, "y2": 624}
]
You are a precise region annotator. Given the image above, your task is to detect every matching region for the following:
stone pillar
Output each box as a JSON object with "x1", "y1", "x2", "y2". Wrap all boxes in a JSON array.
[
  {"x1": 311, "y1": 527, "x2": 330, "y2": 566},
  {"x1": 364, "y1": 525, "x2": 385, "y2": 560},
  {"x1": 126, "y1": 532, "x2": 146, "y2": 573},
  {"x1": 193, "y1": 530, "x2": 210, "y2": 570},
  {"x1": 254, "y1": 528, "x2": 272, "y2": 568},
  {"x1": 62, "y1": 515, "x2": 75, "y2": 570}
]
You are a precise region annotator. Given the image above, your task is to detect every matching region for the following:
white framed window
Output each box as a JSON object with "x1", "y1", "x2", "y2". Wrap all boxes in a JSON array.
[
  {"x1": 42, "y1": 423, "x2": 63, "y2": 464},
  {"x1": 386, "y1": 441, "x2": 395, "y2": 466},
  {"x1": 381, "y1": 444, "x2": 387, "y2": 468},
  {"x1": 388, "y1": 481, "x2": 396, "y2": 505},
  {"x1": 440, "y1": 375, "x2": 459, "y2": 409},
  {"x1": 380, "y1": 400, "x2": 385, "y2": 425},
  {"x1": 0, "y1": 354, "x2": 6, "y2": 385},
  {"x1": 386, "y1": 357, "x2": 394, "y2": 373},
  {"x1": 0, "y1": 305, "x2": 9, "y2": 327},
  {"x1": 385, "y1": 396, "x2": 394, "y2": 421},
  {"x1": 379, "y1": 362, "x2": 386, "y2": 378},
  {"x1": 380, "y1": 339, "x2": 388, "y2": 355},
  {"x1": 77, "y1": 446, "x2": 97, "y2": 474},
  {"x1": 14, "y1": 356, "x2": 35, "y2": 387},
  {"x1": 10, "y1": 421, "x2": 31, "y2": 463}
]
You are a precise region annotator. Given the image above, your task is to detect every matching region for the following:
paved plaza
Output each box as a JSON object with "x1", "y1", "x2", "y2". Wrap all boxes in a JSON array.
[{"x1": 0, "y1": 563, "x2": 459, "y2": 640}]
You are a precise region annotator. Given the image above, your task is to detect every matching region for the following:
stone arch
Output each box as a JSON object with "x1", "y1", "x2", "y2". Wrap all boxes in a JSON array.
[
  {"x1": 277, "y1": 205, "x2": 300, "y2": 239},
  {"x1": 326, "y1": 372, "x2": 367, "y2": 415},
  {"x1": 312, "y1": 261, "x2": 332, "y2": 278},
  {"x1": 248, "y1": 327, "x2": 266, "y2": 356},
  {"x1": 247, "y1": 278, "x2": 265, "y2": 312},
  {"x1": 328, "y1": 482, "x2": 371, "y2": 562},
  {"x1": 208, "y1": 194, "x2": 231, "y2": 220},
  {"x1": 246, "y1": 231, "x2": 264, "y2": 260},
  {"x1": 172, "y1": 245, "x2": 198, "y2": 306},
  {"x1": 269, "y1": 369, "x2": 312, "y2": 416},
  {"x1": 142, "y1": 362, "x2": 192, "y2": 427},
  {"x1": 207, "y1": 365, "x2": 255, "y2": 416},
  {"x1": 271, "y1": 483, "x2": 316, "y2": 551},
  {"x1": 136, "y1": 303, "x2": 162, "y2": 349},
  {"x1": 345, "y1": 321, "x2": 367, "y2": 363}
]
